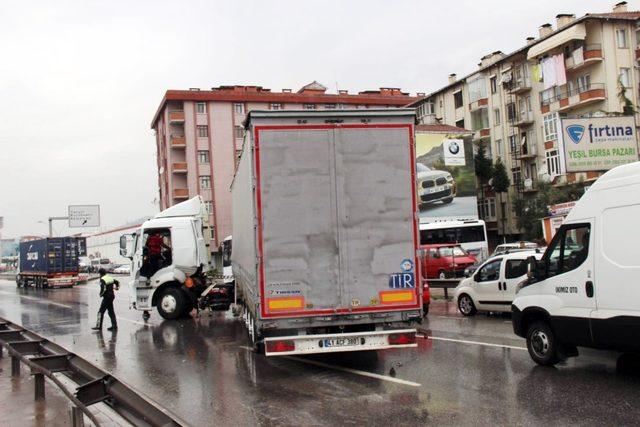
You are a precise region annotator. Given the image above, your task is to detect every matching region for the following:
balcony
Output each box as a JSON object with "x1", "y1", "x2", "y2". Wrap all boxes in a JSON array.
[
  {"x1": 540, "y1": 83, "x2": 605, "y2": 113},
  {"x1": 172, "y1": 162, "x2": 188, "y2": 173},
  {"x1": 171, "y1": 135, "x2": 186, "y2": 148},
  {"x1": 469, "y1": 98, "x2": 488, "y2": 112},
  {"x1": 168, "y1": 110, "x2": 185, "y2": 123},
  {"x1": 513, "y1": 110, "x2": 534, "y2": 127},
  {"x1": 559, "y1": 83, "x2": 606, "y2": 112},
  {"x1": 507, "y1": 77, "x2": 531, "y2": 95},
  {"x1": 565, "y1": 44, "x2": 603, "y2": 72},
  {"x1": 173, "y1": 188, "x2": 189, "y2": 199},
  {"x1": 473, "y1": 128, "x2": 490, "y2": 141}
]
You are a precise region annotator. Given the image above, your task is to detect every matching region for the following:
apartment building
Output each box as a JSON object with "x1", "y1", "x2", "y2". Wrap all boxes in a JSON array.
[
  {"x1": 151, "y1": 82, "x2": 420, "y2": 258},
  {"x1": 411, "y1": 2, "x2": 640, "y2": 240}
]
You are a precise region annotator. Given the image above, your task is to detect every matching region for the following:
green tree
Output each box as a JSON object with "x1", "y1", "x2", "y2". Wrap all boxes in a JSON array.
[
  {"x1": 618, "y1": 76, "x2": 637, "y2": 116},
  {"x1": 474, "y1": 144, "x2": 493, "y2": 220},
  {"x1": 491, "y1": 158, "x2": 511, "y2": 238},
  {"x1": 512, "y1": 180, "x2": 585, "y2": 240}
]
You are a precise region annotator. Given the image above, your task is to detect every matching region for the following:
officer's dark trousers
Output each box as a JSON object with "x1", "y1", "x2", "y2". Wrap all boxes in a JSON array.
[{"x1": 96, "y1": 297, "x2": 117, "y2": 328}]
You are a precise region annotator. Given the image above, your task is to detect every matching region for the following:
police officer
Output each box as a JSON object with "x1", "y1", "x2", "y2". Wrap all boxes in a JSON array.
[{"x1": 92, "y1": 268, "x2": 119, "y2": 331}]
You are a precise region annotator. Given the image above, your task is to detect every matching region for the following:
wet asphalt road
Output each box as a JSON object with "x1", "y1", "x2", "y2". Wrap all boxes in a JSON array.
[{"x1": 1, "y1": 278, "x2": 640, "y2": 426}]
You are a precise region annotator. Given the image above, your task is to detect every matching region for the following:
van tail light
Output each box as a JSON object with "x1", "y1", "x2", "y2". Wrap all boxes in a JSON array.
[
  {"x1": 266, "y1": 340, "x2": 295, "y2": 353},
  {"x1": 388, "y1": 332, "x2": 416, "y2": 346}
]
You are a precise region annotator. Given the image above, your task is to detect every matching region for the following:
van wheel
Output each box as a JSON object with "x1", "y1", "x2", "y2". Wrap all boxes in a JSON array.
[
  {"x1": 458, "y1": 294, "x2": 476, "y2": 316},
  {"x1": 157, "y1": 288, "x2": 186, "y2": 320},
  {"x1": 438, "y1": 270, "x2": 447, "y2": 279},
  {"x1": 526, "y1": 321, "x2": 561, "y2": 366}
]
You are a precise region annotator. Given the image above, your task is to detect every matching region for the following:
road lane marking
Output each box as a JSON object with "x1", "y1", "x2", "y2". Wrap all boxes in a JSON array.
[
  {"x1": 0, "y1": 290, "x2": 73, "y2": 309},
  {"x1": 238, "y1": 345, "x2": 421, "y2": 387},
  {"x1": 417, "y1": 334, "x2": 526, "y2": 351},
  {"x1": 285, "y1": 356, "x2": 421, "y2": 387},
  {"x1": 116, "y1": 316, "x2": 158, "y2": 327}
]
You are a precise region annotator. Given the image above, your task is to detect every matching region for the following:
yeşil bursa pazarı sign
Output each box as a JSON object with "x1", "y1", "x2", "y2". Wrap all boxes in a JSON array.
[{"x1": 561, "y1": 116, "x2": 639, "y2": 172}]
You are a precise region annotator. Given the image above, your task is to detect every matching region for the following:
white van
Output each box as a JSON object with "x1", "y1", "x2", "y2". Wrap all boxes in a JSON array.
[
  {"x1": 512, "y1": 161, "x2": 640, "y2": 365},
  {"x1": 455, "y1": 251, "x2": 543, "y2": 316}
]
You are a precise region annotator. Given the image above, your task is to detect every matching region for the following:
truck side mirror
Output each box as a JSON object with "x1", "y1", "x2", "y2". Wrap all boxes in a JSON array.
[
  {"x1": 119, "y1": 234, "x2": 134, "y2": 259},
  {"x1": 526, "y1": 256, "x2": 537, "y2": 279}
]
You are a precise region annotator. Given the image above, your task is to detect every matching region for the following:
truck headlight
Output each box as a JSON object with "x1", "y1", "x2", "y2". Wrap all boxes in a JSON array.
[{"x1": 446, "y1": 174, "x2": 453, "y2": 182}]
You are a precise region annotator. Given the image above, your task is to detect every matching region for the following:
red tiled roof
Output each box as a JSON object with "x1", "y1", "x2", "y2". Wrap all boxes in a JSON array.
[
  {"x1": 151, "y1": 87, "x2": 420, "y2": 127},
  {"x1": 415, "y1": 124, "x2": 472, "y2": 134},
  {"x1": 586, "y1": 11, "x2": 640, "y2": 19}
]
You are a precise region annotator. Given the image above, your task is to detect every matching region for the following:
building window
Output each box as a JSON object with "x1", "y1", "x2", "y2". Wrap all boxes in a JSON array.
[
  {"x1": 496, "y1": 139, "x2": 503, "y2": 158},
  {"x1": 471, "y1": 109, "x2": 489, "y2": 130},
  {"x1": 494, "y1": 108, "x2": 501, "y2": 126},
  {"x1": 490, "y1": 76, "x2": 497, "y2": 94},
  {"x1": 509, "y1": 135, "x2": 517, "y2": 153},
  {"x1": 204, "y1": 201, "x2": 213, "y2": 213},
  {"x1": 468, "y1": 76, "x2": 487, "y2": 103},
  {"x1": 210, "y1": 228, "x2": 216, "y2": 240},
  {"x1": 478, "y1": 197, "x2": 497, "y2": 221},
  {"x1": 197, "y1": 125, "x2": 208, "y2": 138},
  {"x1": 506, "y1": 102, "x2": 516, "y2": 121},
  {"x1": 234, "y1": 126, "x2": 244, "y2": 139},
  {"x1": 512, "y1": 167, "x2": 521, "y2": 188},
  {"x1": 546, "y1": 149, "x2": 561, "y2": 176},
  {"x1": 198, "y1": 150, "x2": 210, "y2": 164},
  {"x1": 234, "y1": 103, "x2": 244, "y2": 114},
  {"x1": 270, "y1": 103, "x2": 282, "y2": 110},
  {"x1": 455, "y1": 118, "x2": 465, "y2": 129},
  {"x1": 620, "y1": 67, "x2": 632, "y2": 88},
  {"x1": 199, "y1": 175, "x2": 211, "y2": 189},
  {"x1": 196, "y1": 102, "x2": 206, "y2": 114},
  {"x1": 484, "y1": 141, "x2": 493, "y2": 160},
  {"x1": 453, "y1": 91, "x2": 463, "y2": 109},
  {"x1": 617, "y1": 28, "x2": 628, "y2": 48},
  {"x1": 542, "y1": 114, "x2": 558, "y2": 141},
  {"x1": 577, "y1": 73, "x2": 591, "y2": 92},
  {"x1": 324, "y1": 104, "x2": 336, "y2": 109},
  {"x1": 303, "y1": 104, "x2": 316, "y2": 110}
]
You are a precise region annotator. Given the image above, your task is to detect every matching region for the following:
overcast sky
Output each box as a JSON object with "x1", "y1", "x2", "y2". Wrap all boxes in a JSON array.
[{"x1": 0, "y1": 0, "x2": 627, "y2": 238}]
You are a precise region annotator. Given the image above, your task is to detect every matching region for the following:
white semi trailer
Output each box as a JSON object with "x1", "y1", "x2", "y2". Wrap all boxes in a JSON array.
[{"x1": 231, "y1": 110, "x2": 422, "y2": 355}]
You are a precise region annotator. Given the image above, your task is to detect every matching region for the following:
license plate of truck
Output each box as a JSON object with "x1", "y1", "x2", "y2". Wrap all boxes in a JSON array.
[{"x1": 323, "y1": 337, "x2": 363, "y2": 347}]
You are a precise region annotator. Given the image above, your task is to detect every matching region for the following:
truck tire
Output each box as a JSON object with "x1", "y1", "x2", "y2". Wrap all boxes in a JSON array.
[
  {"x1": 157, "y1": 287, "x2": 187, "y2": 320},
  {"x1": 526, "y1": 321, "x2": 561, "y2": 366},
  {"x1": 458, "y1": 294, "x2": 477, "y2": 316}
]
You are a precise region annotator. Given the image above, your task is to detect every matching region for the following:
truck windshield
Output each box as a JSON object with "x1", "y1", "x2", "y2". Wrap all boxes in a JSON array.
[{"x1": 439, "y1": 247, "x2": 467, "y2": 257}]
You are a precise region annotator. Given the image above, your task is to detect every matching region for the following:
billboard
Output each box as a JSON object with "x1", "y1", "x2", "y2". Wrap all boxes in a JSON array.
[
  {"x1": 68, "y1": 205, "x2": 100, "y2": 227},
  {"x1": 561, "y1": 116, "x2": 639, "y2": 172},
  {"x1": 415, "y1": 132, "x2": 478, "y2": 222}
]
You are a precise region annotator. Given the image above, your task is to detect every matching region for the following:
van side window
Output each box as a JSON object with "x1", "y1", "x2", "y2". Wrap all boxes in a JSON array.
[
  {"x1": 477, "y1": 258, "x2": 501, "y2": 282},
  {"x1": 545, "y1": 224, "x2": 590, "y2": 278},
  {"x1": 505, "y1": 259, "x2": 527, "y2": 279}
]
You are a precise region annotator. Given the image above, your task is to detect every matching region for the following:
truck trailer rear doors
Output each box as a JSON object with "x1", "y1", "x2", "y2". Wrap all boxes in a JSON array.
[{"x1": 255, "y1": 123, "x2": 419, "y2": 319}]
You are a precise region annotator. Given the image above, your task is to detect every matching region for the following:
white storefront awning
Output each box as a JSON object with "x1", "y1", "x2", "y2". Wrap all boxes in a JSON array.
[{"x1": 527, "y1": 23, "x2": 586, "y2": 59}]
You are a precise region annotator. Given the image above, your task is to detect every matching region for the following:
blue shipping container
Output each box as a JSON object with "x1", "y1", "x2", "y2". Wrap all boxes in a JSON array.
[{"x1": 19, "y1": 237, "x2": 81, "y2": 275}]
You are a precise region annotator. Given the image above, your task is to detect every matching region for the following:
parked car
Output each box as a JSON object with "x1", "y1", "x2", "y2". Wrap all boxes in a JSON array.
[
  {"x1": 113, "y1": 264, "x2": 131, "y2": 275},
  {"x1": 454, "y1": 251, "x2": 543, "y2": 316},
  {"x1": 416, "y1": 163, "x2": 456, "y2": 206},
  {"x1": 421, "y1": 244, "x2": 476, "y2": 279}
]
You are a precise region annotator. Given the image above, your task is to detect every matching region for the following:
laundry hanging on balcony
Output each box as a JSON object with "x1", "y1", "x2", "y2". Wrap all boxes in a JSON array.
[
  {"x1": 531, "y1": 64, "x2": 542, "y2": 83},
  {"x1": 540, "y1": 54, "x2": 567, "y2": 89}
]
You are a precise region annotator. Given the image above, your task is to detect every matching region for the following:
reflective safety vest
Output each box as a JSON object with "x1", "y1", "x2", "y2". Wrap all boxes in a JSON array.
[{"x1": 102, "y1": 274, "x2": 115, "y2": 285}]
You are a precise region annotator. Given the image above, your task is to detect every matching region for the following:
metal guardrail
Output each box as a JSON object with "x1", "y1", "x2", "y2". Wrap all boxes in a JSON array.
[
  {"x1": 427, "y1": 279, "x2": 462, "y2": 299},
  {"x1": 0, "y1": 317, "x2": 184, "y2": 427}
]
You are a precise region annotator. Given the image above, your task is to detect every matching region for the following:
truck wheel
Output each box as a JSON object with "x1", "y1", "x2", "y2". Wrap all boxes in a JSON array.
[
  {"x1": 526, "y1": 321, "x2": 561, "y2": 366},
  {"x1": 157, "y1": 288, "x2": 186, "y2": 320},
  {"x1": 438, "y1": 270, "x2": 447, "y2": 279},
  {"x1": 458, "y1": 294, "x2": 477, "y2": 316}
]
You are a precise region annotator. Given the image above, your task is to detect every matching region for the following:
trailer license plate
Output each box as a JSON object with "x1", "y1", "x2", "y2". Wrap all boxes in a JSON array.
[{"x1": 322, "y1": 337, "x2": 364, "y2": 348}]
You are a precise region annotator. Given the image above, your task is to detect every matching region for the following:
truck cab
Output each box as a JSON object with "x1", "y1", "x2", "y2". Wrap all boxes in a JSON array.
[
  {"x1": 512, "y1": 162, "x2": 640, "y2": 365},
  {"x1": 120, "y1": 197, "x2": 210, "y2": 320}
]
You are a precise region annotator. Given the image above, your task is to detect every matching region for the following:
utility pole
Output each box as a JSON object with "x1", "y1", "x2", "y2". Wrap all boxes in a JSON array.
[{"x1": 47, "y1": 216, "x2": 69, "y2": 237}]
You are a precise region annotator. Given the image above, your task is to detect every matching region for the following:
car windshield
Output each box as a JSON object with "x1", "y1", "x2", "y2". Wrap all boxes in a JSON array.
[
  {"x1": 416, "y1": 163, "x2": 430, "y2": 172},
  {"x1": 439, "y1": 247, "x2": 467, "y2": 257}
]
